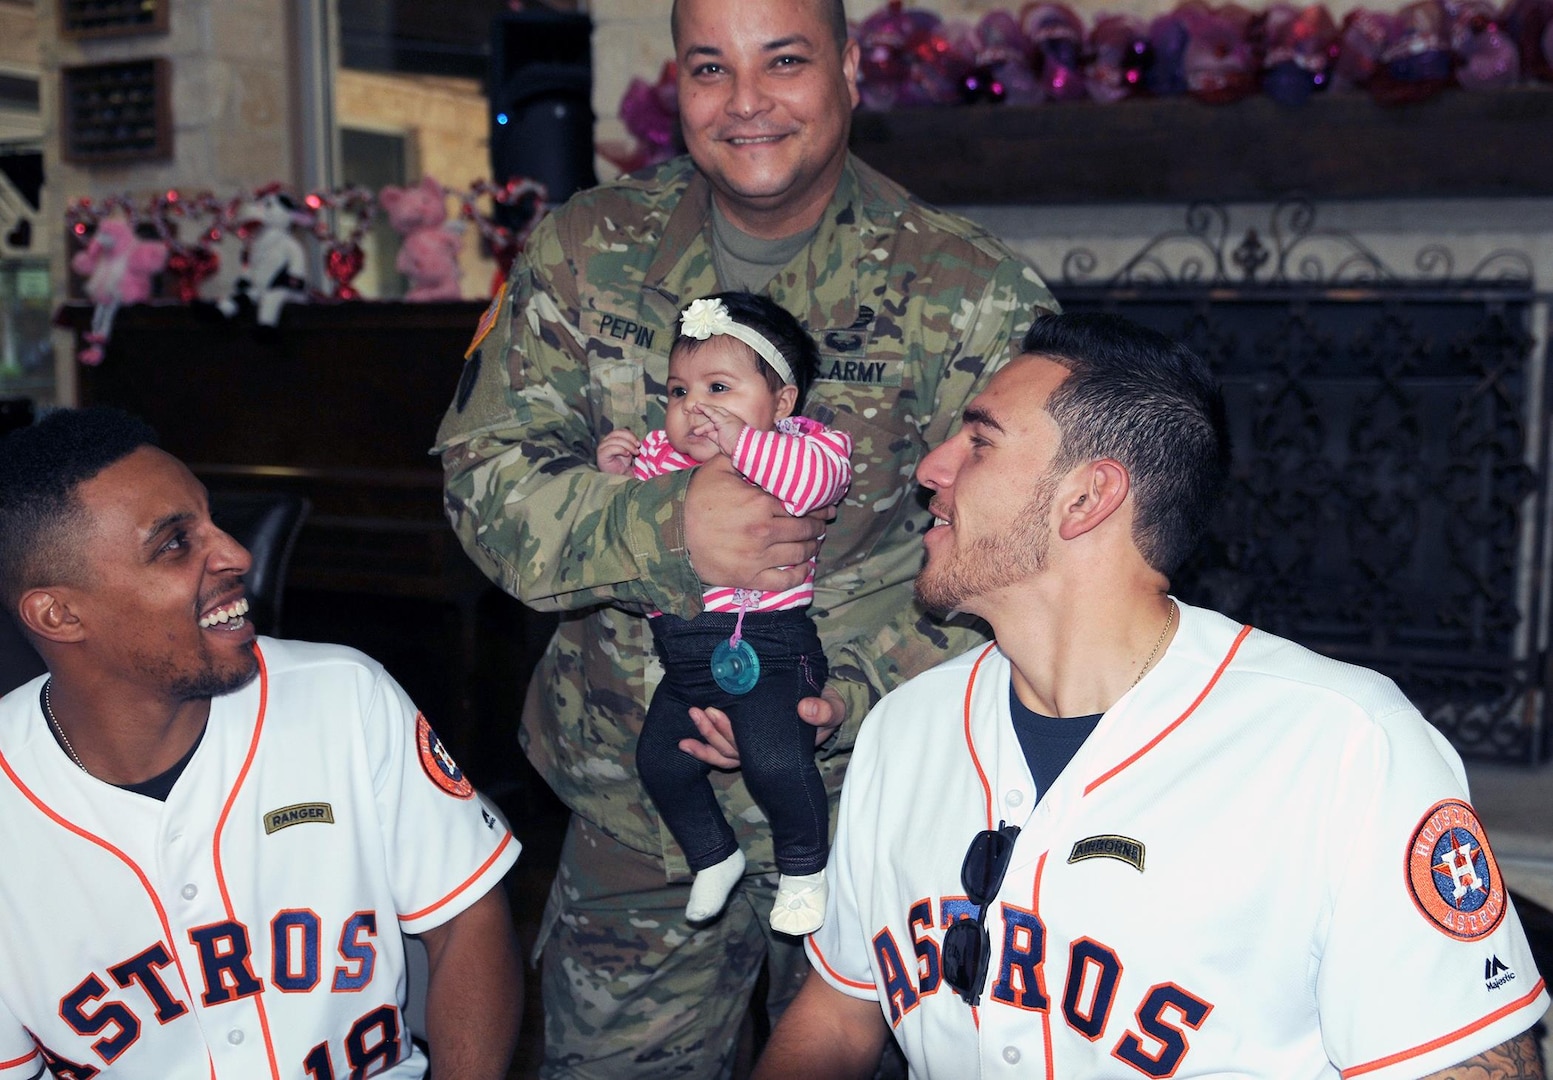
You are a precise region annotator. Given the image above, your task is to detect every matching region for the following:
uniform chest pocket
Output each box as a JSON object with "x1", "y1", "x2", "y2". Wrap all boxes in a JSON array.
[{"x1": 586, "y1": 348, "x2": 667, "y2": 434}]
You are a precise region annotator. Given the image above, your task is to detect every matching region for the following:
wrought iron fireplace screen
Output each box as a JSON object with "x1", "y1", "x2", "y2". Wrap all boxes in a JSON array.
[{"x1": 1046, "y1": 202, "x2": 1549, "y2": 764}]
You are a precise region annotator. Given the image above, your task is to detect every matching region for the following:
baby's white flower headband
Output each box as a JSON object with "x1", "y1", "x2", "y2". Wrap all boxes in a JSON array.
[{"x1": 679, "y1": 298, "x2": 794, "y2": 385}]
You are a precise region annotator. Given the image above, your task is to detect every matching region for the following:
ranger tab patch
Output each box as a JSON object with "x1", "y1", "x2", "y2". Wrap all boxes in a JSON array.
[
  {"x1": 263, "y1": 802, "x2": 335, "y2": 835},
  {"x1": 417, "y1": 712, "x2": 474, "y2": 799},
  {"x1": 1406, "y1": 799, "x2": 1507, "y2": 940}
]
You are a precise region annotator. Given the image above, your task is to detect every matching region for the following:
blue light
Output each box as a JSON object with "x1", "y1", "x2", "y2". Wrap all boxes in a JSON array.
[{"x1": 496, "y1": 112, "x2": 510, "y2": 125}]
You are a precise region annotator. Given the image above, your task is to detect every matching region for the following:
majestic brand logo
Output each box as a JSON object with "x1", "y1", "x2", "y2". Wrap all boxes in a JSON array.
[
  {"x1": 1406, "y1": 799, "x2": 1507, "y2": 941},
  {"x1": 263, "y1": 802, "x2": 335, "y2": 835},
  {"x1": 1068, "y1": 835, "x2": 1146, "y2": 872},
  {"x1": 1484, "y1": 955, "x2": 1517, "y2": 990}
]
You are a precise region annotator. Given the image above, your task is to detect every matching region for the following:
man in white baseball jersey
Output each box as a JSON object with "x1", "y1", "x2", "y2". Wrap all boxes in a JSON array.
[
  {"x1": 0, "y1": 407, "x2": 522, "y2": 1078},
  {"x1": 753, "y1": 313, "x2": 1549, "y2": 1077}
]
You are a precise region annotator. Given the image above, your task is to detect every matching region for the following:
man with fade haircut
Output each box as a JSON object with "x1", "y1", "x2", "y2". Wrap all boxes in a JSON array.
[
  {"x1": 0, "y1": 407, "x2": 523, "y2": 1079},
  {"x1": 433, "y1": 0, "x2": 1059, "y2": 1073},
  {"x1": 756, "y1": 312, "x2": 1548, "y2": 1080}
]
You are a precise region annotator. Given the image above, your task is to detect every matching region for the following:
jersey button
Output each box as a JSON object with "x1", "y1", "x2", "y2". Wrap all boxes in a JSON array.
[
  {"x1": 181, "y1": 884, "x2": 198, "y2": 900},
  {"x1": 227, "y1": 1029, "x2": 244, "y2": 1045},
  {"x1": 1002, "y1": 1046, "x2": 1021, "y2": 1065},
  {"x1": 1004, "y1": 789, "x2": 1025, "y2": 808}
]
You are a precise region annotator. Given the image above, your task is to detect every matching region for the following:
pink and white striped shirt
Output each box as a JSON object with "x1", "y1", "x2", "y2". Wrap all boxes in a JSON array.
[{"x1": 633, "y1": 416, "x2": 853, "y2": 612}]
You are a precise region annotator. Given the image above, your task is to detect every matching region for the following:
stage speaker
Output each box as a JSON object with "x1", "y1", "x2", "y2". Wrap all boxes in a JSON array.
[{"x1": 489, "y1": 7, "x2": 597, "y2": 225}]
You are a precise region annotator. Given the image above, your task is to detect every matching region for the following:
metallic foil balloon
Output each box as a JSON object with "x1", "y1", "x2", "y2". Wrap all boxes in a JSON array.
[
  {"x1": 1022, "y1": 3, "x2": 1089, "y2": 101},
  {"x1": 1148, "y1": 12, "x2": 1193, "y2": 95},
  {"x1": 1502, "y1": 0, "x2": 1553, "y2": 80},
  {"x1": 1262, "y1": 3, "x2": 1339, "y2": 104},
  {"x1": 1332, "y1": 8, "x2": 1396, "y2": 89},
  {"x1": 857, "y1": 3, "x2": 945, "y2": 109},
  {"x1": 1371, "y1": 0, "x2": 1453, "y2": 104},
  {"x1": 974, "y1": 10, "x2": 1043, "y2": 103},
  {"x1": 1180, "y1": 1, "x2": 1261, "y2": 104},
  {"x1": 1450, "y1": 0, "x2": 1521, "y2": 90},
  {"x1": 1087, "y1": 15, "x2": 1153, "y2": 102}
]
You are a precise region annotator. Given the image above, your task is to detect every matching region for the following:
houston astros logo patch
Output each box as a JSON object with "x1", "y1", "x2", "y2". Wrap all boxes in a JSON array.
[
  {"x1": 1406, "y1": 799, "x2": 1506, "y2": 940},
  {"x1": 417, "y1": 713, "x2": 474, "y2": 799}
]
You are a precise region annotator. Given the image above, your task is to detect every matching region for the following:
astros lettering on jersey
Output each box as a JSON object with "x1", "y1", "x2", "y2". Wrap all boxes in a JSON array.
[
  {"x1": 808, "y1": 601, "x2": 1548, "y2": 1079},
  {"x1": 0, "y1": 638, "x2": 518, "y2": 1078}
]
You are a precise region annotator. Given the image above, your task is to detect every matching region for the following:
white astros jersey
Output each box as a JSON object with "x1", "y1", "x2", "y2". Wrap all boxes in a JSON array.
[
  {"x1": 808, "y1": 601, "x2": 1549, "y2": 1079},
  {"x1": 0, "y1": 638, "x2": 519, "y2": 1079}
]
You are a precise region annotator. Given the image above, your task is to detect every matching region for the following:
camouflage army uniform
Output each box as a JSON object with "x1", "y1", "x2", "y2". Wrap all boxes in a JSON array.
[{"x1": 435, "y1": 153, "x2": 1057, "y2": 1077}]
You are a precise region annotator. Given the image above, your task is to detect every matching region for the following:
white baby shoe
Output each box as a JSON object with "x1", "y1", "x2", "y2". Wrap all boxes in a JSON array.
[{"x1": 770, "y1": 870, "x2": 827, "y2": 935}]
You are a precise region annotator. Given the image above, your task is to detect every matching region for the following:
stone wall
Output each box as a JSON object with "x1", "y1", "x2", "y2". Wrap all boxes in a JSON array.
[{"x1": 39, "y1": 0, "x2": 304, "y2": 400}]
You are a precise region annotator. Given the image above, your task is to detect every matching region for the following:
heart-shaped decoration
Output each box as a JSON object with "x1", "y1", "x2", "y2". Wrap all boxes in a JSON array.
[
  {"x1": 166, "y1": 245, "x2": 220, "y2": 303},
  {"x1": 326, "y1": 242, "x2": 365, "y2": 299}
]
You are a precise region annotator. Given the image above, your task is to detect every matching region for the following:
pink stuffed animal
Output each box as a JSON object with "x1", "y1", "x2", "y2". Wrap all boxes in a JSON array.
[
  {"x1": 70, "y1": 218, "x2": 168, "y2": 366},
  {"x1": 379, "y1": 176, "x2": 464, "y2": 302}
]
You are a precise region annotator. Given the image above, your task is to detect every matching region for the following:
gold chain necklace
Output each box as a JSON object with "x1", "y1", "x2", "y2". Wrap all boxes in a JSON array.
[
  {"x1": 1131, "y1": 599, "x2": 1177, "y2": 689},
  {"x1": 42, "y1": 679, "x2": 89, "y2": 773}
]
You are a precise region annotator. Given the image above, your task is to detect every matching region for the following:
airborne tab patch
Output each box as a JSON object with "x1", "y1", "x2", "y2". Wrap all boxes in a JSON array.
[
  {"x1": 1068, "y1": 834, "x2": 1146, "y2": 872},
  {"x1": 264, "y1": 802, "x2": 335, "y2": 835}
]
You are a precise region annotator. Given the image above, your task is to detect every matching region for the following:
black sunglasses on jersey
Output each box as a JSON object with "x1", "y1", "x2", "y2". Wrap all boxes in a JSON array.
[{"x1": 941, "y1": 821, "x2": 1021, "y2": 1008}]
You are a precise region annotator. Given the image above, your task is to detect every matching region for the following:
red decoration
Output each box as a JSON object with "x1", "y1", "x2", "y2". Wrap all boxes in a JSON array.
[
  {"x1": 307, "y1": 184, "x2": 376, "y2": 301},
  {"x1": 59, "y1": 174, "x2": 546, "y2": 310},
  {"x1": 460, "y1": 178, "x2": 550, "y2": 295},
  {"x1": 599, "y1": 62, "x2": 683, "y2": 175},
  {"x1": 165, "y1": 245, "x2": 220, "y2": 304},
  {"x1": 325, "y1": 242, "x2": 366, "y2": 300}
]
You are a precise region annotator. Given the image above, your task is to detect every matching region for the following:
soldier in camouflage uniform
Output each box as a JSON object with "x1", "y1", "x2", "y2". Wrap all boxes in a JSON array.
[{"x1": 434, "y1": 0, "x2": 1058, "y2": 1075}]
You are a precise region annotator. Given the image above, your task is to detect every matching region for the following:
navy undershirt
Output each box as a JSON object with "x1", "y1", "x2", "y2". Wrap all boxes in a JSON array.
[
  {"x1": 120, "y1": 730, "x2": 203, "y2": 801},
  {"x1": 38, "y1": 682, "x2": 204, "y2": 801},
  {"x1": 1008, "y1": 681, "x2": 1102, "y2": 803}
]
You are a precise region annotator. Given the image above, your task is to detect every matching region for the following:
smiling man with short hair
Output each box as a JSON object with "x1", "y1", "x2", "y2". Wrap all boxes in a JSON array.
[
  {"x1": 435, "y1": 0, "x2": 1058, "y2": 1072},
  {"x1": 756, "y1": 312, "x2": 1549, "y2": 1080},
  {"x1": 0, "y1": 407, "x2": 522, "y2": 1079}
]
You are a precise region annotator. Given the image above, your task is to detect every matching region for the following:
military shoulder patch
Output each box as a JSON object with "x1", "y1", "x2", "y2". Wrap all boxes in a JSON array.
[
  {"x1": 1406, "y1": 799, "x2": 1507, "y2": 940},
  {"x1": 454, "y1": 348, "x2": 482, "y2": 413},
  {"x1": 417, "y1": 712, "x2": 474, "y2": 799},
  {"x1": 466, "y1": 282, "x2": 507, "y2": 359}
]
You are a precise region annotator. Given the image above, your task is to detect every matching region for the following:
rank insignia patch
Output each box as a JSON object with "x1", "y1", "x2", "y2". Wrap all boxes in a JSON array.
[
  {"x1": 1406, "y1": 799, "x2": 1506, "y2": 940},
  {"x1": 417, "y1": 712, "x2": 474, "y2": 799}
]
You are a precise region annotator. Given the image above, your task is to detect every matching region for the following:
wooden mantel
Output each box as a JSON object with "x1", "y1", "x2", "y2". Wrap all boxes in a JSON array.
[{"x1": 847, "y1": 86, "x2": 1553, "y2": 204}]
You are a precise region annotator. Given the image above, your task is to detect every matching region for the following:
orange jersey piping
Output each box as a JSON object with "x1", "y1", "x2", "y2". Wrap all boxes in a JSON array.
[
  {"x1": 1341, "y1": 978, "x2": 1547, "y2": 1077},
  {"x1": 210, "y1": 643, "x2": 282, "y2": 1080},
  {"x1": 1084, "y1": 625, "x2": 1253, "y2": 797},
  {"x1": 400, "y1": 831, "x2": 517, "y2": 924}
]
